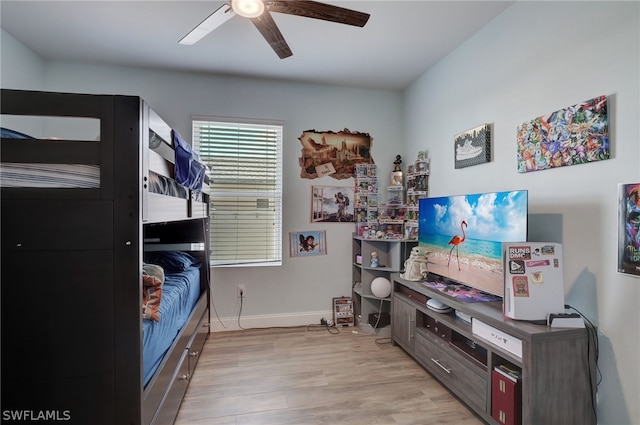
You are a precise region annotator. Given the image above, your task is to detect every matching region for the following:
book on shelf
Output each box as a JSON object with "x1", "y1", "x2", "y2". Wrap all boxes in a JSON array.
[{"x1": 494, "y1": 364, "x2": 522, "y2": 382}]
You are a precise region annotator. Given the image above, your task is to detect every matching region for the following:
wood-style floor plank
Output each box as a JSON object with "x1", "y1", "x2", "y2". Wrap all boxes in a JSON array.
[{"x1": 175, "y1": 326, "x2": 484, "y2": 425}]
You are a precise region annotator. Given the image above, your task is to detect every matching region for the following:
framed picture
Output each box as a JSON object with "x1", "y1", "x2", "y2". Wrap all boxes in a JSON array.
[
  {"x1": 517, "y1": 95, "x2": 609, "y2": 173},
  {"x1": 289, "y1": 230, "x2": 327, "y2": 257},
  {"x1": 298, "y1": 128, "x2": 374, "y2": 180},
  {"x1": 311, "y1": 186, "x2": 355, "y2": 222},
  {"x1": 618, "y1": 183, "x2": 640, "y2": 277},
  {"x1": 454, "y1": 123, "x2": 491, "y2": 169}
]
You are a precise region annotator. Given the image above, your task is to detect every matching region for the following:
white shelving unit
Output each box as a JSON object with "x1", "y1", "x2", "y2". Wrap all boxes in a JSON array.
[{"x1": 352, "y1": 234, "x2": 417, "y2": 334}]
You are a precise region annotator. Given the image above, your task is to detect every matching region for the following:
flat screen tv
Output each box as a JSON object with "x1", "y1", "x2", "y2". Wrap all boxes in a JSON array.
[{"x1": 418, "y1": 190, "x2": 528, "y2": 297}]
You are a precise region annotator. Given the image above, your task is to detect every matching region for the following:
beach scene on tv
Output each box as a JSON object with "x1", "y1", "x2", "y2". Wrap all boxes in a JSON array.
[{"x1": 418, "y1": 190, "x2": 528, "y2": 297}]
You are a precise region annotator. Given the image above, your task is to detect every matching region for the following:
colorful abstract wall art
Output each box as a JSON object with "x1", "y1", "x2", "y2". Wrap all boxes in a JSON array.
[{"x1": 516, "y1": 95, "x2": 609, "y2": 173}]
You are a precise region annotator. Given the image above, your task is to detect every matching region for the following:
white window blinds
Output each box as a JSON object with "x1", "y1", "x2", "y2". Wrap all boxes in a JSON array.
[{"x1": 192, "y1": 118, "x2": 283, "y2": 266}]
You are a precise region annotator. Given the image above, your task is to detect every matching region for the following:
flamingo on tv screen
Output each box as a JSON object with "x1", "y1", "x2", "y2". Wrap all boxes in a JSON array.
[{"x1": 418, "y1": 190, "x2": 528, "y2": 297}]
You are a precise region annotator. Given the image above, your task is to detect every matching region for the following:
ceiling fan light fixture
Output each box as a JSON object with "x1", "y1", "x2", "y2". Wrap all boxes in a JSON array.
[{"x1": 231, "y1": 0, "x2": 265, "y2": 18}]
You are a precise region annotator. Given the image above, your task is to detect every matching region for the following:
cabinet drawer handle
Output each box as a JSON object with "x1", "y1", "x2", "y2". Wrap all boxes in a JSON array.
[
  {"x1": 430, "y1": 358, "x2": 451, "y2": 374},
  {"x1": 179, "y1": 373, "x2": 191, "y2": 381},
  {"x1": 408, "y1": 316, "x2": 415, "y2": 340},
  {"x1": 189, "y1": 350, "x2": 199, "y2": 357}
]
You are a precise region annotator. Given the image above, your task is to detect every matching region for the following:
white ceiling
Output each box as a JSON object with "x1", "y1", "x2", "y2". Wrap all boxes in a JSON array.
[{"x1": 0, "y1": 1, "x2": 514, "y2": 91}]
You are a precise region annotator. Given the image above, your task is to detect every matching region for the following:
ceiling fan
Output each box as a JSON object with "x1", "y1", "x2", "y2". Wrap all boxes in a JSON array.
[{"x1": 179, "y1": 0, "x2": 370, "y2": 59}]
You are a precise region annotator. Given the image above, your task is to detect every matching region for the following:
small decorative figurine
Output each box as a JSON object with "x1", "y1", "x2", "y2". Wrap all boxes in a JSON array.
[
  {"x1": 393, "y1": 155, "x2": 402, "y2": 171},
  {"x1": 400, "y1": 246, "x2": 430, "y2": 281},
  {"x1": 370, "y1": 251, "x2": 379, "y2": 267},
  {"x1": 391, "y1": 155, "x2": 403, "y2": 186}
]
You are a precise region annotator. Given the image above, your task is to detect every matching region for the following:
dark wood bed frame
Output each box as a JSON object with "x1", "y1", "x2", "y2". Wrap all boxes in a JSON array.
[{"x1": 1, "y1": 89, "x2": 210, "y2": 425}]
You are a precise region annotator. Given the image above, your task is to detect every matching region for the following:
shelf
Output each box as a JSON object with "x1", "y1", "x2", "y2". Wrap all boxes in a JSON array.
[
  {"x1": 391, "y1": 273, "x2": 596, "y2": 425},
  {"x1": 450, "y1": 333, "x2": 488, "y2": 370},
  {"x1": 352, "y1": 234, "x2": 417, "y2": 340},
  {"x1": 360, "y1": 265, "x2": 397, "y2": 272},
  {"x1": 362, "y1": 293, "x2": 391, "y2": 301}
]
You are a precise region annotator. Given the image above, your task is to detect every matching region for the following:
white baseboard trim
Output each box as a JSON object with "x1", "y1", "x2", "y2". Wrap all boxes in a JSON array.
[{"x1": 209, "y1": 310, "x2": 334, "y2": 332}]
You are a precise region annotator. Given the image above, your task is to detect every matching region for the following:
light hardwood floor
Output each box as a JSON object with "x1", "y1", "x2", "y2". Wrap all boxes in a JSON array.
[{"x1": 175, "y1": 326, "x2": 484, "y2": 425}]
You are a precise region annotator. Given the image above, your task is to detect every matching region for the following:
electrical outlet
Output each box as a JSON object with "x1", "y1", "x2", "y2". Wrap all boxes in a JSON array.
[{"x1": 237, "y1": 284, "x2": 246, "y2": 298}]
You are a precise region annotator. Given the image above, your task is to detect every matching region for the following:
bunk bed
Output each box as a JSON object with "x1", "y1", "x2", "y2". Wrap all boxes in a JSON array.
[{"x1": 0, "y1": 89, "x2": 211, "y2": 425}]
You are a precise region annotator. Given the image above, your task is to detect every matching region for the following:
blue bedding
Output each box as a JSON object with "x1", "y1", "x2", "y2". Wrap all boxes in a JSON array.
[
  {"x1": 172, "y1": 130, "x2": 207, "y2": 192},
  {"x1": 142, "y1": 265, "x2": 201, "y2": 387}
]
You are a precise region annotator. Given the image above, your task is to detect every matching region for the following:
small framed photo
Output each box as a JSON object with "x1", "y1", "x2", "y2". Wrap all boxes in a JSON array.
[
  {"x1": 311, "y1": 186, "x2": 355, "y2": 223},
  {"x1": 454, "y1": 123, "x2": 491, "y2": 169},
  {"x1": 289, "y1": 230, "x2": 327, "y2": 257}
]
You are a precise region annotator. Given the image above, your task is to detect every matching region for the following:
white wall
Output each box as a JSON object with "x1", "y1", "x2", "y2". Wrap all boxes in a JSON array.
[
  {"x1": 403, "y1": 2, "x2": 639, "y2": 424},
  {"x1": 0, "y1": 30, "x2": 45, "y2": 90},
  {"x1": 0, "y1": 30, "x2": 46, "y2": 134}
]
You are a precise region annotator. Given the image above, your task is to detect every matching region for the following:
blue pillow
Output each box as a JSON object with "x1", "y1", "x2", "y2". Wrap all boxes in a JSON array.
[
  {"x1": 144, "y1": 251, "x2": 200, "y2": 272},
  {"x1": 1, "y1": 127, "x2": 33, "y2": 139}
]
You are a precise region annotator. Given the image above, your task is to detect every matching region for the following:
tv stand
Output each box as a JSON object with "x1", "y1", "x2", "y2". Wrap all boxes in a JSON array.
[{"x1": 390, "y1": 274, "x2": 596, "y2": 425}]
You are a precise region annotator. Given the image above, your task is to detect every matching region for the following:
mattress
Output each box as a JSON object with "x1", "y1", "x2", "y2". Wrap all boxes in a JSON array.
[
  {"x1": 0, "y1": 163, "x2": 191, "y2": 201},
  {"x1": 148, "y1": 171, "x2": 189, "y2": 199},
  {"x1": 142, "y1": 265, "x2": 201, "y2": 387},
  {"x1": 0, "y1": 163, "x2": 100, "y2": 188}
]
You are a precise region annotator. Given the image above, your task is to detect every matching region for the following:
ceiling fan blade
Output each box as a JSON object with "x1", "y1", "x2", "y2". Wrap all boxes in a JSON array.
[
  {"x1": 250, "y1": 9, "x2": 293, "y2": 59},
  {"x1": 266, "y1": 0, "x2": 370, "y2": 27},
  {"x1": 179, "y1": 4, "x2": 236, "y2": 45}
]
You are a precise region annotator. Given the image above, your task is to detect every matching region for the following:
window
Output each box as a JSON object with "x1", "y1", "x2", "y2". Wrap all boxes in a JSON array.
[{"x1": 192, "y1": 117, "x2": 283, "y2": 266}]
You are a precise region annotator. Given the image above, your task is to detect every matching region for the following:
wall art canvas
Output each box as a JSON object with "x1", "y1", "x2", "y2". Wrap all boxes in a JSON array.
[
  {"x1": 618, "y1": 183, "x2": 640, "y2": 277},
  {"x1": 517, "y1": 95, "x2": 609, "y2": 173},
  {"x1": 289, "y1": 230, "x2": 327, "y2": 257},
  {"x1": 299, "y1": 128, "x2": 374, "y2": 180},
  {"x1": 311, "y1": 186, "x2": 355, "y2": 223},
  {"x1": 454, "y1": 123, "x2": 491, "y2": 169}
]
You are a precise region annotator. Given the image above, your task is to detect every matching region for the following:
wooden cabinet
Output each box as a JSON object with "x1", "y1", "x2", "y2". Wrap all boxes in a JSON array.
[
  {"x1": 352, "y1": 235, "x2": 417, "y2": 334},
  {"x1": 391, "y1": 274, "x2": 596, "y2": 425},
  {"x1": 392, "y1": 295, "x2": 416, "y2": 350}
]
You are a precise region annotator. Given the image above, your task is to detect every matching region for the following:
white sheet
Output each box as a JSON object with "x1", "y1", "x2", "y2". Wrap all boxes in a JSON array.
[{"x1": 0, "y1": 163, "x2": 100, "y2": 188}]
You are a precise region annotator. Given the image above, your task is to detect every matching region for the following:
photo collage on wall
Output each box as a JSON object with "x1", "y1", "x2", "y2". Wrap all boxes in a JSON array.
[{"x1": 294, "y1": 128, "x2": 373, "y2": 258}]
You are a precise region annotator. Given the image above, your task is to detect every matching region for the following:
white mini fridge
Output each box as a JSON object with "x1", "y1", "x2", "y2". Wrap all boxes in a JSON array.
[{"x1": 502, "y1": 242, "x2": 565, "y2": 321}]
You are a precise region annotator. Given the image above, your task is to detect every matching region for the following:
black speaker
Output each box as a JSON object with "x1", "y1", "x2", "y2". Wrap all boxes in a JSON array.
[{"x1": 368, "y1": 312, "x2": 390, "y2": 328}]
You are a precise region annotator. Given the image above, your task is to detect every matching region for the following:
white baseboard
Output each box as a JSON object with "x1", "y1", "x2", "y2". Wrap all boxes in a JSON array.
[{"x1": 209, "y1": 310, "x2": 334, "y2": 332}]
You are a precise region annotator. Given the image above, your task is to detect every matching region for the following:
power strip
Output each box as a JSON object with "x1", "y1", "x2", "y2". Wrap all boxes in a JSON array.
[{"x1": 548, "y1": 313, "x2": 584, "y2": 328}]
